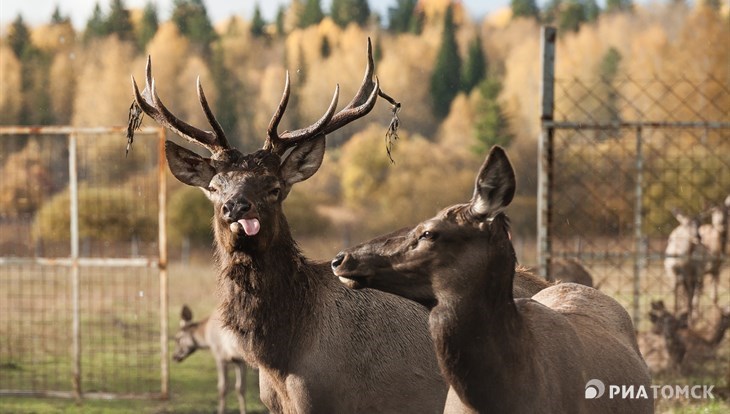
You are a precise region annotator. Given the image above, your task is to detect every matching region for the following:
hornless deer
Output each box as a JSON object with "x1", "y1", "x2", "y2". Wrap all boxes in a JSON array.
[
  {"x1": 332, "y1": 146, "x2": 652, "y2": 414},
  {"x1": 174, "y1": 305, "x2": 248, "y2": 414},
  {"x1": 647, "y1": 300, "x2": 730, "y2": 374},
  {"x1": 698, "y1": 196, "x2": 730, "y2": 306},
  {"x1": 129, "y1": 40, "x2": 447, "y2": 413},
  {"x1": 332, "y1": 226, "x2": 550, "y2": 307},
  {"x1": 546, "y1": 258, "x2": 594, "y2": 287},
  {"x1": 664, "y1": 210, "x2": 707, "y2": 322},
  {"x1": 639, "y1": 300, "x2": 687, "y2": 374}
]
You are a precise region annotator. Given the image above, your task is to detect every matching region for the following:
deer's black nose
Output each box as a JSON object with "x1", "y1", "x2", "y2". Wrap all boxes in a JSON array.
[
  {"x1": 221, "y1": 200, "x2": 252, "y2": 222},
  {"x1": 331, "y1": 252, "x2": 346, "y2": 270}
]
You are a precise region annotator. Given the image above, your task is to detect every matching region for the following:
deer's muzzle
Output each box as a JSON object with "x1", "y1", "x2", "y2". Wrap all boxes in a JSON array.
[{"x1": 230, "y1": 218, "x2": 261, "y2": 236}]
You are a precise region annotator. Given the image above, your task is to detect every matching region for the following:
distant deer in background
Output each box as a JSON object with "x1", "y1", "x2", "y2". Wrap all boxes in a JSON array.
[
  {"x1": 528, "y1": 258, "x2": 594, "y2": 288},
  {"x1": 129, "y1": 40, "x2": 447, "y2": 413},
  {"x1": 664, "y1": 209, "x2": 706, "y2": 323},
  {"x1": 699, "y1": 196, "x2": 730, "y2": 306},
  {"x1": 646, "y1": 300, "x2": 730, "y2": 374},
  {"x1": 333, "y1": 147, "x2": 652, "y2": 413},
  {"x1": 174, "y1": 305, "x2": 248, "y2": 414}
]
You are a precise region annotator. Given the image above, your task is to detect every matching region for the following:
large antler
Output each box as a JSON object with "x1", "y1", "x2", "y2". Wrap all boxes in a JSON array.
[
  {"x1": 264, "y1": 38, "x2": 396, "y2": 156},
  {"x1": 130, "y1": 56, "x2": 230, "y2": 154}
]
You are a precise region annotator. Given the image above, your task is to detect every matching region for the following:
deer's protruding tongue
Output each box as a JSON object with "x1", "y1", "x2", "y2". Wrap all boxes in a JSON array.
[
  {"x1": 229, "y1": 218, "x2": 260, "y2": 236},
  {"x1": 240, "y1": 218, "x2": 260, "y2": 236}
]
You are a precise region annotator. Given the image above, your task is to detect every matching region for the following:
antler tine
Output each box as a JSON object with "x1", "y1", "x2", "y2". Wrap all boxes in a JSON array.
[
  {"x1": 265, "y1": 74, "x2": 340, "y2": 154},
  {"x1": 321, "y1": 37, "x2": 386, "y2": 135},
  {"x1": 131, "y1": 56, "x2": 226, "y2": 154},
  {"x1": 279, "y1": 85, "x2": 340, "y2": 141},
  {"x1": 264, "y1": 71, "x2": 291, "y2": 151},
  {"x1": 196, "y1": 76, "x2": 230, "y2": 150},
  {"x1": 263, "y1": 38, "x2": 400, "y2": 156},
  {"x1": 339, "y1": 37, "x2": 375, "y2": 111},
  {"x1": 323, "y1": 75, "x2": 380, "y2": 135}
]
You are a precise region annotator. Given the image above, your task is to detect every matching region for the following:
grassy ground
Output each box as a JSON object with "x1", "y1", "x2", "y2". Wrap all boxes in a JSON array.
[
  {"x1": 0, "y1": 353, "x2": 266, "y2": 413},
  {"x1": 1, "y1": 261, "x2": 267, "y2": 413},
  {"x1": 2, "y1": 248, "x2": 730, "y2": 413}
]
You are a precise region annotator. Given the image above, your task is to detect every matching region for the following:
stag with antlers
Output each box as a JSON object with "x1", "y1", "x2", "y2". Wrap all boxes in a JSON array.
[{"x1": 127, "y1": 40, "x2": 447, "y2": 414}]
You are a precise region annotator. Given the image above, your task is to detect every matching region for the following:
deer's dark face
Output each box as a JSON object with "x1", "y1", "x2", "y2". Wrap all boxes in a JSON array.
[
  {"x1": 173, "y1": 305, "x2": 200, "y2": 362},
  {"x1": 333, "y1": 146, "x2": 516, "y2": 308},
  {"x1": 173, "y1": 324, "x2": 200, "y2": 362},
  {"x1": 333, "y1": 210, "x2": 514, "y2": 307},
  {"x1": 165, "y1": 137, "x2": 325, "y2": 254}
]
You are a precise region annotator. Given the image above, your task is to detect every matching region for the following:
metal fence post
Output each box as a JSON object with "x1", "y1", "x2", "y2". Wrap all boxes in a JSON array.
[
  {"x1": 157, "y1": 129, "x2": 169, "y2": 399},
  {"x1": 632, "y1": 127, "x2": 645, "y2": 327},
  {"x1": 538, "y1": 26, "x2": 557, "y2": 279},
  {"x1": 68, "y1": 132, "x2": 82, "y2": 401}
]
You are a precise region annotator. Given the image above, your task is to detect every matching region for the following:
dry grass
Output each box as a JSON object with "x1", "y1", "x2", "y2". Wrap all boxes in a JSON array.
[{"x1": 2, "y1": 237, "x2": 729, "y2": 412}]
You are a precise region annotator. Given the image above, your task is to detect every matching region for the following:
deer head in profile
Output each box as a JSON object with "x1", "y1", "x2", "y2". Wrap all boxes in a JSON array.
[{"x1": 332, "y1": 146, "x2": 517, "y2": 307}]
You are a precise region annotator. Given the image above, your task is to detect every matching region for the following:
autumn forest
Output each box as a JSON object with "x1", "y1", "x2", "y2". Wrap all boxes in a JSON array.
[{"x1": 0, "y1": 0, "x2": 728, "y2": 259}]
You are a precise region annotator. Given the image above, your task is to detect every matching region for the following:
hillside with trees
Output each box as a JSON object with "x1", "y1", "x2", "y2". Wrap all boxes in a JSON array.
[{"x1": 0, "y1": 0, "x2": 727, "y2": 259}]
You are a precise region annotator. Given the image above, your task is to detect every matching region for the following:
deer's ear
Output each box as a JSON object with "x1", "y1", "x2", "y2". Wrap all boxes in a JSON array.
[
  {"x1": 181, "y1": 305, "x2": 193, "y2": 323},
  {"x1": 165, "y1": 141, "x2": 217, "y2": 188},
  {"x1": 280, "y1": 135, "x2": 325, "y2": 190},
  {"x1": 470, "y1": 146, "x2": 516, "y2": 216},
  {"x1": 671, "y1": 209, "x2": 691, "y2": 226}
]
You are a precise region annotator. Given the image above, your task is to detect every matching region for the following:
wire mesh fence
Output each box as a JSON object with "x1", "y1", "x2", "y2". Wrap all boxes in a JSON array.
[
  {"x1": 539, "y1": 27, "x2": 730, "y2": 383},
  {"x1": 0, "y1": 127, "x2": 168, "y2": 399}
]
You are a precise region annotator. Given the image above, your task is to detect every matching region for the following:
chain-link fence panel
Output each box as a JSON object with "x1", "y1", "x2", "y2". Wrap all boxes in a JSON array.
[
  {"x1": 0, "y1": 127, "x2": 168, "y2": 399},
  {"x1": 539, "y1": 27, "x2": 730, "y2": 384}
]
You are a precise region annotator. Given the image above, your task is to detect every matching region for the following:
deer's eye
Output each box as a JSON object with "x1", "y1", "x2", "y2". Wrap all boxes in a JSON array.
[
  {"x1": 268, "y1": 188, "x2": 281, "y2": 198},
  {"x1": 207, "y1": 186, "x2": 217, "y2": 193},
  {"x1": 418, "y1": 231, "x2": 437, "y2": 241}
]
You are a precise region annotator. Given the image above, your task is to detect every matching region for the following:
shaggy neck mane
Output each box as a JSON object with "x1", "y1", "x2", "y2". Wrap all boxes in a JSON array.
[{"x1": 213, "y1": 214, "x2": 321, "y2": 371}]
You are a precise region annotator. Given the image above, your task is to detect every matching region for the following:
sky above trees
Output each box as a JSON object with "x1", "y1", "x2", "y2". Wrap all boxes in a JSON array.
[{"x1": 1, "y1": 0, "x2": 501, "y2": 29}]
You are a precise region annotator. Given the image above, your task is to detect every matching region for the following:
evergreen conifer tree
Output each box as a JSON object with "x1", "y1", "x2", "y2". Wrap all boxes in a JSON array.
[
  {"x1": 388, "y1": 0, "x2": 421, "y2": 33},
  {"x1": 300, "y1": 0, "x2": 324, "y2": 28},
  {"x1": 473, "y1": 77, "x2": 512, "y2": 154},
  {"x1": 429, "y1": 5, "x2": 461, "y2": 118},
  {"x1": 461, "y1": 35, "x2": 487, "y2": 93},
  {"x1": 510, "y1": 0, "x2": 540, "y2": 19},
  {"x1": 171, "y1": 0, "x2": 217, "y2": 50},
  {"x1": 106, "y1": 0, "x2": 134, "y2": 42},
  {"x1": 8, "y1": 15, "x2": 32, "y2": 58},
  {"x1": 251, "y1": 4, "x2": 267, "y2": 37},
  {"x1": 606, "y1": 0, "x2": 633, "y2": 13},
  {"x1": 136, "y1": 2, "x2": 159, "y2": 49},
  {"x1": 331, "y1": 0, "x2": 370, "y2": 28},
  {"x1": 84, "y1": 2, "x2": 107, "y2": 41}
]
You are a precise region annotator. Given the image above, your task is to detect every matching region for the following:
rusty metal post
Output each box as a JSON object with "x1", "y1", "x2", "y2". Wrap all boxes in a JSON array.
[
  {"x1": 538, "y1": 26, "x2": 557, "y2": 279},
  {"x1": 632, "y1": 127, "x2": 646, "y2": 327},
  {"x1": 69, "y1": 132, "x2": 82, "y2": 401},
  {"x1": 157, "y1": 128, "x2": 169, "y2": 399}
]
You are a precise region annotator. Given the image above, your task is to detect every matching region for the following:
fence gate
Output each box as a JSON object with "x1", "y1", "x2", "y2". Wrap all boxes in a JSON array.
[
  {"x1": 537, "y1": 27, "x2": 730, "y2": 383},
  {"x1": 0, "y1": 126, "x2": 168, "y2": 399}
]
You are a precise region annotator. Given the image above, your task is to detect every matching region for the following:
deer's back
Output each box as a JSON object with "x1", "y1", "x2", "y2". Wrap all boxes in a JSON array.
[
  {"x1": 531, "y1": 284, "x2": 653, "y2": 413},
  {"x1": 514, "y1": 266, "x2": 552, "y2": 297}
]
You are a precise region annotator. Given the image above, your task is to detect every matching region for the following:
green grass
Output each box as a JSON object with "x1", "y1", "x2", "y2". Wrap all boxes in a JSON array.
[
  {"x1": 0, "y1": 341, "x2": 266, "y2": 413},
  {"x1": 656, "y1": 399, "x2": 730, "y2": 414},
  {"x1": 1, "y1": 262, "x2": 266, "y2": 413},
  {"x1": 3, "y1": 256, "x2": 730, "y2": 412}
]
